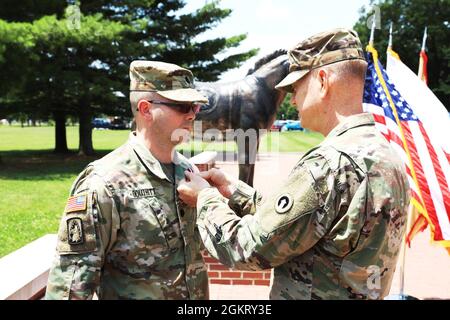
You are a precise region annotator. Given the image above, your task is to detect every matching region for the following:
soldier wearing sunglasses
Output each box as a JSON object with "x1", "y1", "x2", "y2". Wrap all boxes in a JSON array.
[{"x1": 46, "y1": 61, "x2": 209, "y2": 300}]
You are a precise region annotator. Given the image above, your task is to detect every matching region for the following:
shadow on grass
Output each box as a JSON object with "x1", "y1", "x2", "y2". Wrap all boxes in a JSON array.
[{"x1": 0, "y1": 149, "x2": 113, "y2": 181}]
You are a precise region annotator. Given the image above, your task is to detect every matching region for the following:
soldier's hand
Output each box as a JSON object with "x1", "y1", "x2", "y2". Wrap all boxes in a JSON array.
[
  {"x1": 199, "y1": 168, "x2": 237, "y2": 199},
  {"x1": 177, "y1": 171, "x2": 211, "y2": 207}
]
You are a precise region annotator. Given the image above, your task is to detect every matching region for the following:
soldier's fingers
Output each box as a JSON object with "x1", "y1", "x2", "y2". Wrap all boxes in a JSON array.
[
  {"x1": 184, "y1": 170, "x2": 195, "y2": 181},
  {"x1": 199, "y1": 171, "x2": 212, "y2": 180},
  {"x1": 201, "y1": 168, "x2": 223, "y2": 183},
  {"x1": 177, "y1": 181, "x2": 191, "y2": 193}
]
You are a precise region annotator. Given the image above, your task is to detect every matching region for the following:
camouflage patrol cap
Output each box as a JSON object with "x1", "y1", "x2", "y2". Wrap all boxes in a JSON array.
[
  {"x1": 129, "y1": 60, "x2": 208, "y2": 103},
  {"x1": 275, "y1": 28, "x2": 366, "y2": 92}
]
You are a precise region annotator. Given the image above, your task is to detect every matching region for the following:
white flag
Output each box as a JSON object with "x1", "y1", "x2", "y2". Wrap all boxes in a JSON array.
[{"x1": 386, "y1": 51, "x2": 450, "y2": 154}]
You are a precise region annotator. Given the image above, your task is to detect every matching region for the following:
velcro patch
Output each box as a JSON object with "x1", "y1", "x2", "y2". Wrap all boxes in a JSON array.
[
  {"x1": 65, "y1": 193, "x2": 87, "y2": 213},
  {"x1": 275, "y1": 194, "x2": 294, "y2": 214},
  {"x1": 67, "y1": 217, "x2": 84, "y2": 245}
]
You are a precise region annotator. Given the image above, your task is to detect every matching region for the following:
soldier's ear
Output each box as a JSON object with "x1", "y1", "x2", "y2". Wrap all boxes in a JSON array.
[
  {"x1": 137, "y1": 100, "x2": 152, "y2": 121},
  {"x1": 317, "y1": 69, "x2": 329, "y2": 98}
]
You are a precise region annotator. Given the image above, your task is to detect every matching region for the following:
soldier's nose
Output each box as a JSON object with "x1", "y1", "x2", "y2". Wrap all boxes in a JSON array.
[
  {"x1": 186, "y1": 110, "x2": 196, "y2": 121},
  {"x1": 290, "y1": 95, "x2": 296, "y2": 106}
]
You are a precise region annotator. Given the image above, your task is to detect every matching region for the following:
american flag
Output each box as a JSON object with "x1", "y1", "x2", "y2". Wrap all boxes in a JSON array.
[
  {"x1": 65, "y1": 193, "x2": 87, "y2": 213},
  {"x1": 363, "y1": 47, "x2": 450, "y2": 249}
]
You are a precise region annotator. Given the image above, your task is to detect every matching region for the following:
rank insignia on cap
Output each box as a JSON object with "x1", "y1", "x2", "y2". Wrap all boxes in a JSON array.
[
  {"x1": 67, "y1": 218, "x2": 84, "y2": 245},
  {"x1": 65, "y1": 193, "x2": 87, "y2": 213},
  {"x1": 275, "y1": 194, "x2": 294, "y2": 214}
]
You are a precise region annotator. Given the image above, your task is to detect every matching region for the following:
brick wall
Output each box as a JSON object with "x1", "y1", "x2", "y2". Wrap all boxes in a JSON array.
[
  {"x1": 202, "y1": 251, "x2": 271, "y2": 286},
  {"x1": 194, "y1": 160, "x2": 271, "y2": 286}
]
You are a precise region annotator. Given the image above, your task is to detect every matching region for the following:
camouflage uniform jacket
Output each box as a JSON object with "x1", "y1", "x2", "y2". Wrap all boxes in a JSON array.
[
  {"x1": 45, "y1": 133, "x2": 208, "y2": 300},
  {"x1": 197, "y1": 113, "x2": 410, "y2": 300}
]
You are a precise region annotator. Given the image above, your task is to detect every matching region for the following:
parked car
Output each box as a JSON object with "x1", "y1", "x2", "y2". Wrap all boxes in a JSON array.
[
  {"x1": 281, "y1": 120, "x2": 304, "y2": 131},
  {"x1": 110, "y1": 117, "x2": 129, "y2": 130},
  {"x1": 271, "y1": 120, "x2": 295, "y2": 131},
  {"x1": 92, "y1": 118, "x2": 110, "y2": 129}
]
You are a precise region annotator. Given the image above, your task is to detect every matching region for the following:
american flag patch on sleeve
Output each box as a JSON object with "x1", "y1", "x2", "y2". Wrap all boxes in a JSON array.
[{"x1": 65, "y1": 193, "x2": 87, "y2": 213}]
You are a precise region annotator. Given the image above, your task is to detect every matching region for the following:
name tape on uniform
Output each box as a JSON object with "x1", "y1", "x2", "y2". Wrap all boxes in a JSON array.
[{"x1": 129, "y1": 188, "x2": 156, "y2": 198}]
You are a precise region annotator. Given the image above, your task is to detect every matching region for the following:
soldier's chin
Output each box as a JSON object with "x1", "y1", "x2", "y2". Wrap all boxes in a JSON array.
[
  {"x1": 172, "y1": 133, "x2": 191, "y2": 146},
  {"x1": 171, "y1": 128, "x2": 190, "y2": 145},
  {"x1": 171, "y1": 137, "x2": 183, "y2": 145}
]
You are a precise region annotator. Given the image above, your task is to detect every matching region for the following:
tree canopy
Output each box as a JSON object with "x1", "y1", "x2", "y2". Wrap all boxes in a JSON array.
[
  {"x1": 354, "y1": 0, "x2": 449, "y2": 109},
  {"x1": 0, "y1": 0, "x2": 258, "y2": 154}
]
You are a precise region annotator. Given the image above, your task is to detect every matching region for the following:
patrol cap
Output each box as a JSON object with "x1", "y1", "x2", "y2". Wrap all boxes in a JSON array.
[
  {"x1": 275, "y1": 28, "x2": 366, "y2": 92},
  {"x1": 129, "y1": 60, "x2": 208, "y2": 103}
]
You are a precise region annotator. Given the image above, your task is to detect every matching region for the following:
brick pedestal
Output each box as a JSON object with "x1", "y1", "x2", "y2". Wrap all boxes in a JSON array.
[{"x1": 202, "y1": 251, "x2": 271, "y2": 286}]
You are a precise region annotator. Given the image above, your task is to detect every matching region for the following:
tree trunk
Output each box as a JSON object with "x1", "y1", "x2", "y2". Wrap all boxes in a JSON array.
[
  {"x1": 53, "y1": 111, "x2": 69, "y2": 153},
  {"x1": 78, "y1": 107, "x2": 94, "y2": 156}
]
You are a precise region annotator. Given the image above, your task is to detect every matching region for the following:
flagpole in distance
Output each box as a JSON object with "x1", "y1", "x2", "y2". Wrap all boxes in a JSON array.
[
  {"x1": 383, "y1": 22, "x2": 418, "y2": 301},
  {"x1": 418, "y1": 27, "x2": 428, "y2": 83},
  {"x1": 421, "y1": 27, "x2": 428, "y2": 53},
  {"x1": 368, "y1": 11, "x2": 376, "y2": 47},
  {"x1": 388, "y1": 22, "x2": 393, "y2": 49}
]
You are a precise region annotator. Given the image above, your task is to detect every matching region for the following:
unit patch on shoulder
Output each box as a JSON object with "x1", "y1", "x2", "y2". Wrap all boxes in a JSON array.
[
  {"x1": 275, "y1": 194, "x2": 294, "y2": 214},
  {"x1": 67, "y1": 217, "x2": 84, "y2": 245},
  {"x1": 65, "y1": 193, "x2": 87, "y2": 213}
]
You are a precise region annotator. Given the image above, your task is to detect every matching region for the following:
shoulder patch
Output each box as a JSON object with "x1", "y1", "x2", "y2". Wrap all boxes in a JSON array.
[
  {"x1": 67, "y1": 217, "x2": 84, "y2": 245},
  {"x1": 65, "y1": 193, "x2": 87, "y2": 213},
  {"x1": 275, "y1": 194, "x2": 294, "y2": 214},
  {"x1": 57, "y1": 192, "x2": 97, "y2": 254}
]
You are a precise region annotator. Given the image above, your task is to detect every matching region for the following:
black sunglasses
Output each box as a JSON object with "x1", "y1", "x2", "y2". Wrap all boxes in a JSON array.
[{"x1": 144, "y1": 100, "x2": 201, "y2": 114}]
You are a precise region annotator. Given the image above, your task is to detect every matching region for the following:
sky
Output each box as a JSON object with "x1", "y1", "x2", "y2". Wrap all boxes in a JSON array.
[{"x1": 179, "y1": 0, "x2": 373, "y2": 82}]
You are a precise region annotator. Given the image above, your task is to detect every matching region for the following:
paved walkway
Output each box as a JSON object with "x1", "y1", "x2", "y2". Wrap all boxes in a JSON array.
[{"x1": 209, "y1": 152, "x2": 450, "y2": 300}]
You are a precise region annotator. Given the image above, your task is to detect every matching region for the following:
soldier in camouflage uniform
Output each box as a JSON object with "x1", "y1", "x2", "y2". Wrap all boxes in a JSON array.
[
  {"x1": 177, "y1": 29, "x2": 410, "y2": 300},
  {"x1": 45, "y1": 61, "x2": 209, "y2": 299}
]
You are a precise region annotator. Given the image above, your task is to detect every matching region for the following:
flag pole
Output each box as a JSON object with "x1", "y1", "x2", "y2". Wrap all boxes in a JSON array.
[
  {"x1": 418, "y1": 27, "x2": 428, "y2": 83},
  {"x1": 385, "y1": 23, "x2": 408, "y2": 298},
  {"x1": 380, "y1": 23, "x2": 419, "y2": 300},
  {"x1": 388, "y1": 22, "x2": 393, "y2": 50},
  {"x1": 369, "y1": 13, "x2": 376, "y2": 46},
  {"x1": 421, "y1": 27, "x2": 428, "y2": 52},
  {"x1": 395, "y1": 204, "x2": 415, "y2": 298},
  {"x1": 386, "y1": 22, "x2": 407, "y2": 297}
]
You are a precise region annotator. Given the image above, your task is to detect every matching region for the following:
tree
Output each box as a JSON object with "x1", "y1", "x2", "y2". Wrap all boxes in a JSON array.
[
  {"x1": 0, "y1": 0, "x2": 257, "y2": 155},
  {"x1": 76, "y1": 0, "x2": 257, "y2": 155},
  {"x1": 0, "y1": 0, "x2": 66, "y2": 22},
  {"x1": 354, "y1": 0, "x2": 450, "y2": 110},
  {"x1": 0, "y1": 13, "x2": 128, "y2": 154},
  {"x1": 276, "y1": 94, "x2": 299, "y2": 120},
  {"x1": 0, "y1": 1, "x2": 72, "y2": 153},
  {"x1": 35, "y1": 13, "x2": 128, "y2": 155},
  {"x1": 79, "y1": 0, "x2": 258, "y2": 81}
]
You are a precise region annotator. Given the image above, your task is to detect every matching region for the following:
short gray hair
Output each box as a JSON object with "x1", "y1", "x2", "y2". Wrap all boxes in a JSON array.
[
  {"x1": 129, "y1": 91, "x2": 155, "y2": 117},
  {"x1": 313, "y1": 59, "x2": 368, "y2": 81}
]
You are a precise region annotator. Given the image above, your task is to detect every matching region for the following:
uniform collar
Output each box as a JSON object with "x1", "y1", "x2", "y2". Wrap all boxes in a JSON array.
[
  {"x1": 128, "y1": 132, "x2": 172, "y2": 182},
  {"x1": 326, "y1": 113, "x2": 375, "y2": 138}
]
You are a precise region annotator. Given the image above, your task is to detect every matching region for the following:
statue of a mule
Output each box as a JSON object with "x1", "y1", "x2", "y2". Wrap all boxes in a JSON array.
[{"x1": 194, "y1": 50, "x2": 289, "y2": 186}]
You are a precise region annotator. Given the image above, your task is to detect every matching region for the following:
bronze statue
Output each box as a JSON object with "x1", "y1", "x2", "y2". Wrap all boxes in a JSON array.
[{"x1": 195, "y1": 50, "x2": 289, "y2": 186}]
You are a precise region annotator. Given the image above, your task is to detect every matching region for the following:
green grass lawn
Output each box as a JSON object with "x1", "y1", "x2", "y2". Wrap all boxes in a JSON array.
[{"x1": 0, "y1": 125, "x2": 323, "y2": 257}]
